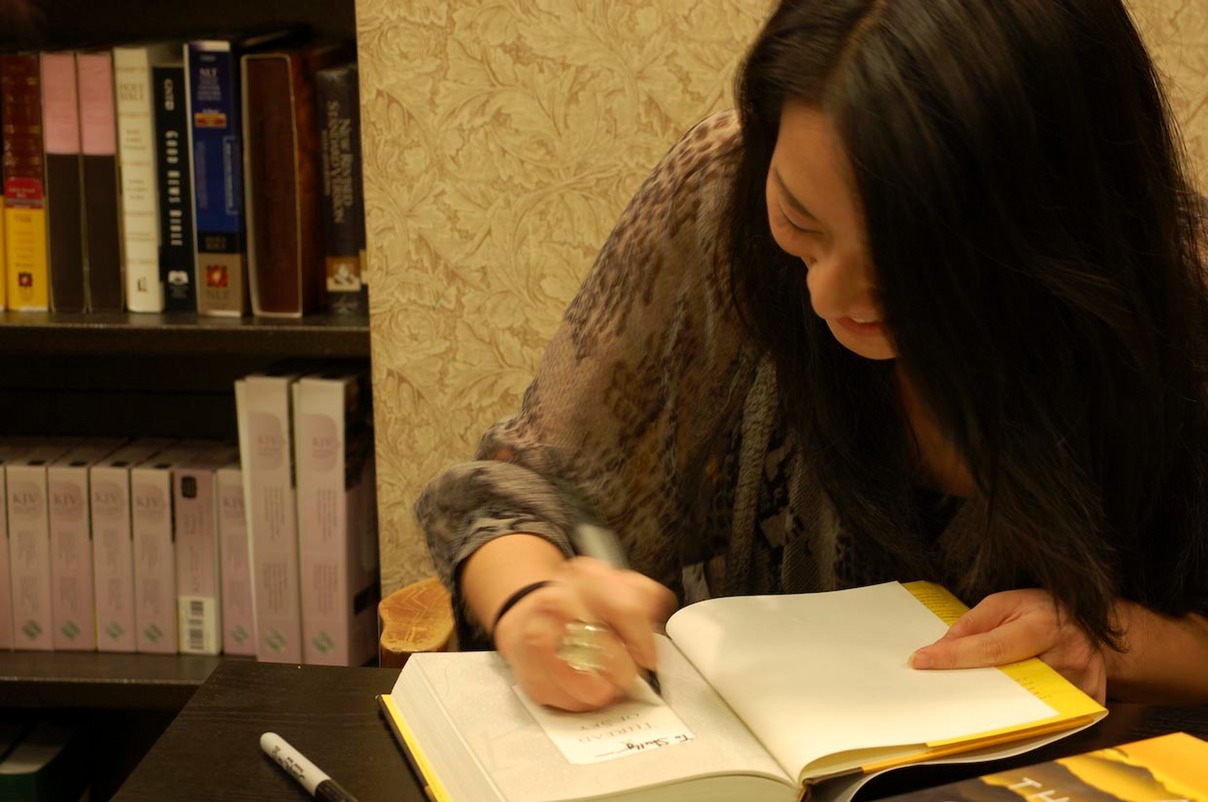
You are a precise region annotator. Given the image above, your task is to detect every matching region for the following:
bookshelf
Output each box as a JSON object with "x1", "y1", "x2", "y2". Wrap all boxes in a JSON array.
[{"x1": 0, "y1": 0, "x2": 368, "y2": 798}]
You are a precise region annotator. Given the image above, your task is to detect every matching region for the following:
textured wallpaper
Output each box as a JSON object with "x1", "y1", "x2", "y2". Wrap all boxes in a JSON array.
[{"x1": 355, "y1": 0, "x2": 1208, "y2": 595}]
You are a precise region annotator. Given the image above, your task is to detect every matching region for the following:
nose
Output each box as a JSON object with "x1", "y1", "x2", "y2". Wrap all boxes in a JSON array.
[{"x1": 803, "y1": 252, "x2": 874, "y2": 320}]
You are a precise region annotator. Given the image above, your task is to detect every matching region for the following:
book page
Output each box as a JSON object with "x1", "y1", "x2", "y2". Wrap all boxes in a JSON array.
[
  {"x1": 665, "y1": 582, "x2": 1059, "y2": 782},
  {"x1": 392, "y1": 638, "x2": 794, "y2": 802},
  {"x1": 514, "y1": 680, "x2": 696, "y2": 764}
]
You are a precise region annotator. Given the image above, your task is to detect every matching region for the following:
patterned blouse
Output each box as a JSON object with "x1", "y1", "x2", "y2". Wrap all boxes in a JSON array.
[{"x1": 413, "y1": 110, "x2": 1159, "y2": 646}]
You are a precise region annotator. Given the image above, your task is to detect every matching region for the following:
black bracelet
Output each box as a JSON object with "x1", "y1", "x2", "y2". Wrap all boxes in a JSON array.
[{"x1": 492, "y1": 580, "x2": 555, "y2": 635}]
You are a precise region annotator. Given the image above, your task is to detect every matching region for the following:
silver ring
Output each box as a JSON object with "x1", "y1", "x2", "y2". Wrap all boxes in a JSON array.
[{"x1": 555, "y1": 621, "x2": 610, "y2": 673}]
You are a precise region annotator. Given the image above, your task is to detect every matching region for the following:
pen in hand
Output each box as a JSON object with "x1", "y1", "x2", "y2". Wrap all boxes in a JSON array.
[
  {"x1": 569, "y1": 521, "x2": 663, "y2": 696},
  {"x1": 261, "y1": 731, "x2": 359, "y2": 802}
]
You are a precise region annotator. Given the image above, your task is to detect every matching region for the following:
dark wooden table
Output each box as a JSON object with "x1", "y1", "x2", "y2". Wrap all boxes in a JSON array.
[
  {"x1": 114, "y1": 659, "x2": 1208, "y2": 802},
  {"x1": 113, "y1": 660, "x2": 420, "y2": 802}
]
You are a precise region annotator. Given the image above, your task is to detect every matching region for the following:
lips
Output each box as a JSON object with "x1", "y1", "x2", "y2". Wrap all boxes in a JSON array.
[{"x1": 835, "y1": 316, "x2": 885, "y2": 336}]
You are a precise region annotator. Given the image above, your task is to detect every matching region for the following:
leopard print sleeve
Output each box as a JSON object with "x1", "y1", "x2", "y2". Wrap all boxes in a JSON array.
[{"x1": 416, "y1": 110, "x2": 759, "y2": 611}]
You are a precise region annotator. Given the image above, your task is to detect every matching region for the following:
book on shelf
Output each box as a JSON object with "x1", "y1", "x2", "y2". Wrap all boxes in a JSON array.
[
  {"x1": 40, "y1": 51, "x2": 86, "y2": 314},
  {"x1": 380, "y1": 581, "x2": 1108, "y2": 802},
  {"x1": 292, "y1": 366, "x2": 379, "y2": 665},
  {"x1": 1, "y1": 53, "x2": 50, "y2": 312},
  {"x1": 242, "y1": 44, "x2": 345, "y2": 318},
  {"x1": 152, "y1": 56, "x2": 197, "y2": 313},
  {"x1": 0, "y1": 440, "x2": 40, "y2": 650},
  {"x1": 315, "y1": 61, "x2": 368, "y2": 316},
  {"x1": 0, "y1": 719, "x2": 91, "y2": 802},
  {"x1": 130, "y1": 440, "x2": 218, "y2": 654},
  {"x1": 76, "y1": 49, "x2": 124, "y2": 312},
  {"x1": 91, "y1": 438, "x2": 175, "y2": 653},
  {"x1": 5, "y1": 439, "x2": 81, "y2": 651},
  {"x1": 880, "y1": 731, "x2": 1208, "y2": 802},
  {"x1": 216, "y1": 459, "x2": 256, "y2": 656},
  {"x1": 236, "y1": 368, "x2": 309, "y2": 662},
  {"x1": 114, "y1": 41, "x2": 183, "y2": 314},
  {"x1": 47, "y1": 439, "x2": 127, "y2": 651},
  {"x1": 185, "y1": 27, "x2": 308, "y2": 317},
  {"x1": 173, "y1": 444, "x2": 239, "y2": 655}
]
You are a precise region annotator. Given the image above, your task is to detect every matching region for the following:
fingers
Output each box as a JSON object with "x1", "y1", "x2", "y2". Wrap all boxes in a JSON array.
[
  {"x1": 494, "y1": 558, "x2": 675, "y2": 712},
  {"x1": 911, "y1": 616, "x2": 1052, "y2": 669}
]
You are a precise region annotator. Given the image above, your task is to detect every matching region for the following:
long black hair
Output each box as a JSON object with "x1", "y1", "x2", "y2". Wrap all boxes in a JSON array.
[{"x1": 728, "y1": 0, "x2": 1208, "y2": 646}]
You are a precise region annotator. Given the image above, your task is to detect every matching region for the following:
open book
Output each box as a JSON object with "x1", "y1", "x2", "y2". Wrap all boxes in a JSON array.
[{"x1": 378, "y1": 581, "x2": 1107, "y2": 802}]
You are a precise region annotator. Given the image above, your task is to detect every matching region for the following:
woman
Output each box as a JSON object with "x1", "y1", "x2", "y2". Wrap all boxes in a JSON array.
[{"x1": 417, "y1": 0, "x2": 1208, "y2": 711}]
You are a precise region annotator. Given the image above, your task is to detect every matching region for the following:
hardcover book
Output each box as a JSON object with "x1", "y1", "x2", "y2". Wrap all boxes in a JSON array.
[
  {"x1": 185, "y1": 27, "x2": 307, "y2": 317},
  {"x1": 314, "y1": 62, "x2": 368, "y2": 316},
  {"x1": 76, "y1": 50, "x2": 124, "y2": 312},
  {"x1": 1, "y1": 53, "x2": 49, "y2": 312},
  {"x1": 242, "y1": 44, "x2": 344, "y2": 318},
  {"x1": 380, "y1": 581, "x2": 1108, "y2": 802},
  {"x1": 152, "y1": 60, "x2": 197, "y2": 312},
  {"x1": 40, "y1": 52, "x2": 85, "y2": 313},
  {"x1": 114, "y1": 42, "x2": 182, "y2": 313},
  {"x1": 880, "y1": 732, "x2": 1207, "y2": 802}
]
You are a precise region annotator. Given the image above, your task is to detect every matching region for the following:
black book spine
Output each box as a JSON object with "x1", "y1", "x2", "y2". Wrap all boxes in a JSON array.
[
  {"x1": 153, "y1": 63, "x2": 196, "y2": 312},
  {"x1": 315, "y1": 61, "x2": 367, "y2": 316}
]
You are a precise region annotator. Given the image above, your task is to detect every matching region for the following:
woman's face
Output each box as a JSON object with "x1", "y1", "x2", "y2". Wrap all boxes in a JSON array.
[{"x1": 766, "y1": 101, "x2": 896, "y2": 361}]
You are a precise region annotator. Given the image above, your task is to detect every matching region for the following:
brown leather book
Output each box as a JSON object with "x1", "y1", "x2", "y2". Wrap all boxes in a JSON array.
[{"x1": 243, "y1": 44, "x2": 346, "y2": 317}]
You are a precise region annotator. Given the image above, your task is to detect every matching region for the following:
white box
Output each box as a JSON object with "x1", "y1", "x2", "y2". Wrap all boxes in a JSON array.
[
  {"x1": 7, "y1": 440, "x2": 80, "y2": 650},
  {"x1": 0, "y1": 439, "x2": 39, "y2": 650},
  {"x1": 47, "y1": 439, "x2": 127, "y2": 650},
  {"x1": 90, "y1": 438, "x2": 175, "y2": 652},
  {"x1": 131, "y1": 441, "x2": 219, "y2": 653},
  {"x1": 216, "y1": 461, "x2": 255, "y2": 656},
  {"x1": 293, "y1": 369, "x2": 379, "y2": 666},
  {"x1": 173, "y1": 445, "x2": 238, "y2": 655},
  {"x1": 236, "y1": 369, "x2": 305, "y2": 662}
]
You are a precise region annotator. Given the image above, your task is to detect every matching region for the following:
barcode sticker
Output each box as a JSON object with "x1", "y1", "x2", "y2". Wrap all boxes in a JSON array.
[{"x1": 178, "y1": 596, "x2": 219, "y2": 654}]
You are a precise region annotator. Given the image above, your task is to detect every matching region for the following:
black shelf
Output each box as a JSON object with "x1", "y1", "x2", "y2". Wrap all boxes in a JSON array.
[
  {"x1": 0, "y1": 311, "x2": 370, "y2": 358},
  {"x1": 0, "y1": 652, "x2": 235, "y2": 711}
]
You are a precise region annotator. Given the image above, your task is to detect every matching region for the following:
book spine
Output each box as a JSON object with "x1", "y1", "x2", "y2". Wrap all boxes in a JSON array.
[
  {"x1": 0, "y1": 463, "x2": 11, "y2": 648},
  {"x1": 187, "y1": 43, "x2": 248, "y2": 317},
  {"x1": 315, "y1": 63, "x2": 367, "y2": 316},
  {"x1": 153, "y1": 63, "x2": 197, "y2": 313},
  {"x1": 1, "y1": 54, "x2": 50, "y2": 312},
  {"x1": 294, "y1": 374, "x2": 378, "y2": 665},
  {"x1": 244, "y1": 52, "x2": 326, "y2": 318},
  {"x1": 77, "y1": 52, "x2": 124, "y2": 312},
  {"x1": 236, "y1": 376, "x2": 303, "y2": 662},
  {"x1": 40, "y1": 53, "x2": 85, "y2": 314},
  {"x1": 173, "y1": 459, "x2": 225, "y2": 655},
  {"x1": 113, "y1": 47, "x2": 163, "y2": 313},
  {"x1": 216, "y1": 463, "x2": 255, "y2": 655},
  {"x1": 131, "y1": 463, "x2": 178, "y2": 653},
  {"x1": 6, "y1": 464, "x2": 54, "y2": 650},
  {"x1": 48, "y1": 464, "x2": 96, "y2": 651},
  {"x1": 89, "y1": 464, "x2": 138, "y2": 652}
]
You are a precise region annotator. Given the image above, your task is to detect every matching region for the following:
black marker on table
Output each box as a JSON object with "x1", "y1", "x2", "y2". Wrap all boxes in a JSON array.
[
  {"x1": 261, "y1": 732, "x2": 359, "y2": 802},
  {"x1": 570, "y1": 521, "x2": 662, "y2": 695}
]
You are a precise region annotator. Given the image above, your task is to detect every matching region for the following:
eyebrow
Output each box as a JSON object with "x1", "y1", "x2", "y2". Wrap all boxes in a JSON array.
[{"x1": 772, "y1": 167, "x2": 820, "y2": 222}]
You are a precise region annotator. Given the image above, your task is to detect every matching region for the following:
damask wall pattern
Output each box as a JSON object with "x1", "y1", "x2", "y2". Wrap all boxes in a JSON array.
[{"x1": 355, "y1": 0, "x2": 1208, "y2": 595}]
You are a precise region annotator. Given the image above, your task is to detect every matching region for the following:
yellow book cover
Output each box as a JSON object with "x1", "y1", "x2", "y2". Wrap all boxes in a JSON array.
[
  {"x1": 4, "y1": 204, "x2": 48, "y2": 311},
  {"x1": 881, "y1": 732, "x2": 1208, "y2": 802},
  {"x1": 0, "y1": 198, "x2": 6, "y2": 309}
]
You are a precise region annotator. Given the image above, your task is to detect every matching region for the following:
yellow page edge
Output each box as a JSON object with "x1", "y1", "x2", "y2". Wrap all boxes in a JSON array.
[
  {"x1": 902, "y1": 581, "x2": 1108, "y2": 747},
  {"x1": 378, "y1": 692, "x2": 454, "y2": 802}
]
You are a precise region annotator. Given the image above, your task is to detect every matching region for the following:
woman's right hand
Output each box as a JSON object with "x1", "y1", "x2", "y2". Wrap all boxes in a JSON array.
[{"x1": 492, "y1": 556, "x2": 678, "y2": 712}]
